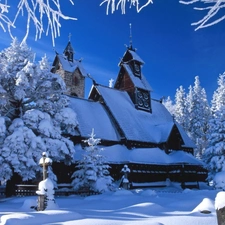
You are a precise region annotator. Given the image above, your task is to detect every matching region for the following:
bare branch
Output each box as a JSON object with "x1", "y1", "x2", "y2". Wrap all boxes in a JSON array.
[
  {"x1": 0, "y1": 2, "x2": 14, "y2": 32},
  {"x1": 0, "y1": 1, "x2": 77, "y2": 46},
  {"x1": 180, "y1": 0, "x2": 225, "y2": 30},
  {"x1": 100, "y1": 0, "x2": 153, "y2": 15}
]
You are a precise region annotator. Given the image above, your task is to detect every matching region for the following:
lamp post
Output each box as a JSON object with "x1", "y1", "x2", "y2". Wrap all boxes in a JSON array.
[
  {"x1": 36, "y1": 152, "x2": 54, "y2": 211},
  {"x1": 39, "y1": 152, "x2": 52, "y2": 180}
]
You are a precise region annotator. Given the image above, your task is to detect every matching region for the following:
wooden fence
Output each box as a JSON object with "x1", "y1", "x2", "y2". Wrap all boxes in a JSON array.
[{"x1": 14, "y1": 184, "x2": 99, "y2": 197}]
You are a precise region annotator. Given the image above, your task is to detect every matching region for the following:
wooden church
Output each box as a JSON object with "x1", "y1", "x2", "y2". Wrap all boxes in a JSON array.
[{"x1": 51, "y1": 38, "x2": 208, "y2": 188}]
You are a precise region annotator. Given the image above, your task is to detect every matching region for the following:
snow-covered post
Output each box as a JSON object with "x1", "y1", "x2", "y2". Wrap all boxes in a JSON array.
[
  {"x1": 121, "y1": 165, "x2": 130, "y2": 189},
  {"x1": 215, "y1": 192, "x2": 225, "y2": 225},
  {"x1": 36, "y1": 152, "x2": 55, "y2": 211}
]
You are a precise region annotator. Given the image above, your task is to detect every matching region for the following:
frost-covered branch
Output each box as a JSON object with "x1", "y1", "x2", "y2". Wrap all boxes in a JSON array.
[
  {"x1": 0, "y1": 2, "x2": 14, "y2": 32},
  {"x1": 0, "y1": 1, "x2": 77, "y2": 46},
  {"x1": 180, "y1": 0, "x2": 225, "y2": 30},
  {"x1": 13, "y1": 0, "x2": 77, "y2": 46},
  {"x1": 100, "y1": 0, "x2": 153, "y2": 14}
]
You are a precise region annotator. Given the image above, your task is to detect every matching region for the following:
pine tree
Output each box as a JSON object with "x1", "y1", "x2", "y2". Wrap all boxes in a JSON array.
[
  {"x1": 0, "y1": 39, "x2": 78, "y2": 182},
  {"x1": 203, "y1": 106, "x2": 225, "y2": 184},
  {"x1": 203, "y1": 72, "x2": 225, "y2": 187},
  {"x1": 186, "y1": 76, "x2": 210, "y2": 158},
  {"x1": 71, "y1": 129, "x2": 113, "y2": 193},
  {"x1": 174, "y1": 86, "x2": 188, "y2": 131},
  {"x1": 211, "y1": 72, "x2": 225, "y2": 114},
  {"x1": 162, "y1": 96, "x2": 175, "y2": 116}
]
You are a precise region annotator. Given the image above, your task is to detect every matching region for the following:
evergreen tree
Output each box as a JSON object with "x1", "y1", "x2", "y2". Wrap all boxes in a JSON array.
[
  {"x1": 186, "y1": 76, "x2": 210, "y2": 158},
  {"x1": 211, "y1": 72, "x2": 225, "y2": 114},
  {"x1": 204, "y1": 72, "x2": 225, "y2": 187},
  {"x1": 203, "y1": 106, "x2": 225, "y2": 185},
  {"x1": 174, "y1": 86, "x2": 188, "y2": 131},
  {"x1": 162, "y1": 96, "x2": 175, "y2": 116},
  {"x1": 71, "y1": 129, "x2": 113, "y2": 193},
  {"x1": 0, "y1": 39, "x2": 78, "y2": 182}
]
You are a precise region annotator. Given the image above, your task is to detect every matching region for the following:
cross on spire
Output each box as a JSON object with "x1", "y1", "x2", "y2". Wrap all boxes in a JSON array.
[
  {"x1": 129, "y1": 23, "x2": 133, "y2": 49},
  {"x1": 68, "y1": 33, "x2": 72, "y2": 42}
]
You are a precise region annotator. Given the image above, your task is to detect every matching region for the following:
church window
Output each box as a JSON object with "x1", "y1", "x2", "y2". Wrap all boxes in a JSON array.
[
  {"x1": 136, "y1": 88, "x2": 151, "y2": 112},
  {"x1": 73, "y1": 76, "x2": 79, "y2": 86},
  {"x1": 133, "y1": 61, "x2": 141, "y2": 77}
]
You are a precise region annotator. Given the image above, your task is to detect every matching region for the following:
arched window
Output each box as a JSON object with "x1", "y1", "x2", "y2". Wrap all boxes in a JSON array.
[{"x1": 72, "y1": 76, "x2": 79, "y2": 86}]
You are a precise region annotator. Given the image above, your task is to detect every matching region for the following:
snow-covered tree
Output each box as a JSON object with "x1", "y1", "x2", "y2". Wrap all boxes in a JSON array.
[
  {"x1": 71, "y1": 129, "x2": 114, "y2": 193},
  {"x1": 211, "y1": 72, "x2": 225, "y2": 114},
  {"x1": 186, "y1": 76, "x2": 210, "y2": 158},
  {"x1": 162, "y1": 96, "x2": 175, "y2": 116},
  {"x1": 174, "y1": 86, "x2": 188, "y2": 131},
  {"x1": 180, "y1": 0, "x2": 225, "y2": 30},
  {"x1": 203, "y1": 72, "x2": 225, "y2": 187},
  {"x1": 203, "y1": 106, "x2": 225, "y2": 185},
  {"x1": 0, "y1": 39, "x2": 78, "y2": 182}
]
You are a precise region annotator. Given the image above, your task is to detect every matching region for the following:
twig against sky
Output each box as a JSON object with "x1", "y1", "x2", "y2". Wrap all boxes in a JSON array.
[
  {"x1": 180, "y1": 0, "x2": 225, "y2": 30},
  {"x1": 100, "y1": 0, "x2": 153, "y2": 14},
  {"x1": 0, "y1": 0, "x2": 224, "y2": 46},
  {"x1": 0, "y1": 0, "x2": 77, "y2": 46}
]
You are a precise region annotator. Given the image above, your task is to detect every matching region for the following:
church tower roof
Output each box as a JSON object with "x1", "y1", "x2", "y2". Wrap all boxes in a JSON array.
[{"x1": 63, "y1": 36, "x2": 74, "y2": 62}]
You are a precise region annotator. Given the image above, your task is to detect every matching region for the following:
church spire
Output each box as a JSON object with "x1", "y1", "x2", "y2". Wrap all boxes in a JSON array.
[
  {"x1": 63, "y1": 33, "x2": 74, "y2": 62},
  {"x1": 129, "y1": 23, "x2": 133, "y2": 50},
  {"x1": 128, "y1": 23, "x2": 136, "y2": 51}
]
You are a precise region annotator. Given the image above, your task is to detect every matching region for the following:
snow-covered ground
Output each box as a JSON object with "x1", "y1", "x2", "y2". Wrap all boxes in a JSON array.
[{"x1": 0, "y1": 184, "x2": 220, "y2": 225}]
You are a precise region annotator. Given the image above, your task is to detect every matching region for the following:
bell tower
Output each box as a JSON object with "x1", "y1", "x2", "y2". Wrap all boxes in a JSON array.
[
  {"x1": 51, "y1": 35, "x2": 87, "y2": 98},
  {"x1": 114, "y1": 24, "x2": 152, "y2": 112}
]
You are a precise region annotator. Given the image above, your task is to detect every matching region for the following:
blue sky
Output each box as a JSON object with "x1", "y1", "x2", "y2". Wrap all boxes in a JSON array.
[{"x1": 0, "y1": 0, "x2": 225, "y2": 101}]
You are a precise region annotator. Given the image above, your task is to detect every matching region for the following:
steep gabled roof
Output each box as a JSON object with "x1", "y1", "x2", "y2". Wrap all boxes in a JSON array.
[
  {"x1": 175, "y1": 122, "x2": 196, "y2": 148},
  {"x1": 92, "y1": 85, "x2": 193, "y2": 148},
  {"x1": 94, "y1": 85, "x2": 170, "y2": 142},
  {"x1": 122, "y1": 63, "x2": 152, "y2": 91},
  {"x1": 53, "y1": 54, "x2": 87, "y2": 76},
  {"x1": 63, "y1": 41, "x2": 74, "y2": 55},
  {"x1": 69, "y1": 96, "x2": 120, "y2": 142},
  {"x1": 119, "y1": 49, "x2": 145, "y2": 66}
]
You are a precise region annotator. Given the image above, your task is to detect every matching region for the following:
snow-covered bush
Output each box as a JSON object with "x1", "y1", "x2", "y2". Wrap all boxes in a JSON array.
[
  {"x1": 213, "y1": 171, "x2": 225, "y2": 190},
  {"x1": 0, "y1": 39, "x2": 78, "y2": 182},
  {"x1": 71, "y1": 129, "x2": 114, "y2": 193}
]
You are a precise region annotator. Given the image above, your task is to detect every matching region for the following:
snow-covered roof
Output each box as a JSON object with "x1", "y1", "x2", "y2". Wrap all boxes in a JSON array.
[
  {"x1": 176, "y1": 122, "x2": 196, "y2": 148},
  {"x1": 95, "y1": 85, "x2": 174, "y2": 143},
  {"x1": 123, "y1": 64, "x2": 152, "y2": 91},
  {"x1": 128, "y1": 49, "x2": 145, "y2": 64},
  {"x1": 74, "y1": 144, "x2": 203, "y2": 166},
  {"x1": 119, "y1": 49, "x2": 145, "y2": 65},
  {"x1": 57, "y1": 55, "x2": 87, "y2": 76},
  {"x1": 69, "y1": 97, "x2": 120, "y2": 141}
]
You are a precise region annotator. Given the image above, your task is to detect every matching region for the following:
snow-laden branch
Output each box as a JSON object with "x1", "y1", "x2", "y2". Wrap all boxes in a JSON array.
[
  {"x1": 13, "y1": 0, "x2": 77, "y2": 46},
  {"x1": 0, "y1": 2, "x2": 14, "y2": 32},
  {"x1": 0, "y1": 0, "x2": 153, "y2": 45},
  {"x1": 0, "y1": 1, "x2": 77, "y2": 46},
  {"x1": 180, "y1": 0, "x2": 225, "y2": 30},
  {"x1": 100, "y1": 0, "x2": 153, "y2": 15}
]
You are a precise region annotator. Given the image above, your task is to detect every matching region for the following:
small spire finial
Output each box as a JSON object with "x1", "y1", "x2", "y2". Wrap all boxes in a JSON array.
[
  {"x1": 129, "y1": 23, "x2": 132, "y2": 49},
  {"x1": 68, "y1": 33, "x2": 72, "y2": 42}
]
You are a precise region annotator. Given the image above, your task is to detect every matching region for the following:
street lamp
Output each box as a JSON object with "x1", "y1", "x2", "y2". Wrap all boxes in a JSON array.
[
  {"x1": 39, "y1": 152, "x2": 52, "y2": 180},
  {"x1": 36, "y1": 152, "x2": 54, "y2": 211}
]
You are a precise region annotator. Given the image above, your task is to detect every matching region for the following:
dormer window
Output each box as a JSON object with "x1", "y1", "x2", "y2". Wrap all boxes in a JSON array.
[
  {"x1": 136, "y1": 88, "x2": 151, "y2": 112},
  {"x1": 133, "y1": 61, "x2": 141, "y2": 77}
]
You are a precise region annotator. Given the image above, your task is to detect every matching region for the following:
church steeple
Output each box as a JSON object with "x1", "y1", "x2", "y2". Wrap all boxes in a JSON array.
[
  {"x1": 63, "y1": 34, "x2": 74, "y2": 62},
  {"x1": 128, "y1": 23, "x2": 134, "y2": 51}
]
